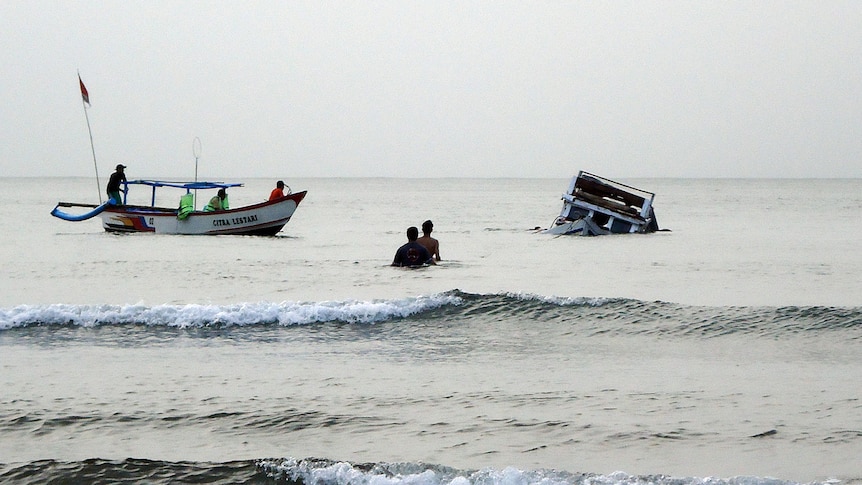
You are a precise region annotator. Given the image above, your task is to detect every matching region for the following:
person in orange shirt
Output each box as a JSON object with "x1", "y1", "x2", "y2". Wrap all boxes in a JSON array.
[{"x1": 269, "y1": 180, "x2": 287, "y2": 201}]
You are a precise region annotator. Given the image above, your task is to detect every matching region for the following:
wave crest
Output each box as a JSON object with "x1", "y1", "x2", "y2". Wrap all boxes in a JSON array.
[
  {"x1": 0, "y1": 293, "x2": 464, "y2": 330},
  {"x1": 0, "y1": 457, "x2": 832, "y2": 485},
  {"x1": 257, "y1": 458, "x2": 822, "y2": 485},
  {"x1": 2, "y1": 291, "x2": 860, "y2": 337}
]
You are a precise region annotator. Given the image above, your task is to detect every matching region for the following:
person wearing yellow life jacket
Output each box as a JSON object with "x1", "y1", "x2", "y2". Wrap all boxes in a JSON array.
[
  {"x1": 177, "y1": 193, "x2": 195, "y2": 220},
  {"x1": 203, "y1": 188, "x2": 228, "y2": 212}
]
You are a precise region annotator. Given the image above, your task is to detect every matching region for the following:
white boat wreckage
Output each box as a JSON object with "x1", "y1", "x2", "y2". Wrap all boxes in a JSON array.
[{"x1": 544, "y1": 171, "x2": 660, "y2": 236}]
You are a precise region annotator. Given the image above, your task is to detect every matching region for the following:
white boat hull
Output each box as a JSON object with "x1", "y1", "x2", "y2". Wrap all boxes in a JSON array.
[{"x1": 98, "y1": 192, "x2": 306, "y2": 235}]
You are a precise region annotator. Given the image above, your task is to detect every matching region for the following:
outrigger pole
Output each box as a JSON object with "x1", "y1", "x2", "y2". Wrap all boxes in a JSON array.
[{"x1": 78, "y1": 71, "x2": 102, "y2": 203}]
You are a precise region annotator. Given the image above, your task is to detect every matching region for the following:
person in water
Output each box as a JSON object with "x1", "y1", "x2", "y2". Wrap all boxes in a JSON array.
[
  {"x1": 269, "y1": 180, "x2": 286, "y2": 201},
  {"x1": 416, "y1": 219, "x2": 441, "y2": 262},
  {"x1": 392, "y1": 226, "x2": 435, "y2": 267},
  {"x1": 106, "y1": 164, "x2": 127, "y2": 205},
  {"x1": 204, "y1": 188, "x2": 228, "y2": 211}
]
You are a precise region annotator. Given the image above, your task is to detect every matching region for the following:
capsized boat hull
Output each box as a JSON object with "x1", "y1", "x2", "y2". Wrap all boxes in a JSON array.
[
  {"x1": 543, "y1": 217, "x2": 610, "y2": 236},
  {"x1": 543, "y1": 171, "x2": 659, "y2": 236},
  {"x1": 99, "y1": 191, "x2": 306, "y2": 235}
]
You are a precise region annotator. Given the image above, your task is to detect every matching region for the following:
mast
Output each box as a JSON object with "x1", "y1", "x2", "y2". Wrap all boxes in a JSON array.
[
  {"x1": 78, "y1": 72, "x2": 102, "y2": 203},
  {"x1": 193, "y1": 137, "x2": 202, "y2": 209}
]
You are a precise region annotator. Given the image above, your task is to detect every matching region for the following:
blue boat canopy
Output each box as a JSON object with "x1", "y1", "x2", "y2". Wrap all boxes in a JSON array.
[
  {"x1": 52, "y1": 179, "x2": 248, "y2": 221},
  {"x1": 121, "y1": 179, "x2": 244, "y2": 207},
  {"x1": 125, "y1": 180, "x2": 243, "y2": 190}
]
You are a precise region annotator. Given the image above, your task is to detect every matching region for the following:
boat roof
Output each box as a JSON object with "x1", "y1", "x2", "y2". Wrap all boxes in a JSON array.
[
  {"x1": 125, "y1": 179, "x2": 244, "y2": 190},
  {"x1": 575, "y1": 171, "x2": 654, "y2": 200}
]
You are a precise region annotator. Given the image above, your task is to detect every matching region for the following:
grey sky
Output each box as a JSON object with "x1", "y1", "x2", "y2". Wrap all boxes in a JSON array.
[{"x1": 2, "y1": 1, "x2": 860, "y2": 179}]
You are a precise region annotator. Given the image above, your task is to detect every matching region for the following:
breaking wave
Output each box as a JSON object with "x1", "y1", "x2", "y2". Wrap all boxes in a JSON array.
[
  {"x1": 0, "y1": 457, "x2": 842, "y2": 485},
  {"x1": 0, "y1": 293, "x2": 465, "y2": 330},
  {"x1": 1, "y1": 290, "x2": 860, "y2": 339}
]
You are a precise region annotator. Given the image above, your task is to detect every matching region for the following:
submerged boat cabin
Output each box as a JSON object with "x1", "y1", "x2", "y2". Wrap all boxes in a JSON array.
[{"x1": 544, "y1": 171, "x2": 659, "y2": 236}]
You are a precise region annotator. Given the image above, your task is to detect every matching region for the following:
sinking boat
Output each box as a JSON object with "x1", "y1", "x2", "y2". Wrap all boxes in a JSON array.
[
  {"x1": 51, "y1": 179, "x2": 306, "y2": 236},
  {"x1": 544, "y1": 171, "x2": 660, "y2": 236}
]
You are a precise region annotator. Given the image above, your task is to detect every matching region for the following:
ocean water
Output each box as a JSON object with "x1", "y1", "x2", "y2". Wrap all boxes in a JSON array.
[{"x1": 0, "y1": 176, "x2": 860, "y2": 484}]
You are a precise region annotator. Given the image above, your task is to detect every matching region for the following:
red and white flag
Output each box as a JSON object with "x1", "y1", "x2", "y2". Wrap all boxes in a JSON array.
[{"x1": 79, "y1": 74, "x2": 90, "y2": 106}]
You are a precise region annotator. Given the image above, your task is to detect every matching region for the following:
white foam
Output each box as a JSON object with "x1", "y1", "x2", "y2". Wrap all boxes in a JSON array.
[
  {"x1": 258, "y1": 460, "x2": 817, "y2": 485},
  {"x1": 505, "y1": 291, "x2": 613, "y2": 307},
  {"x1": 0, "y1": 293, "x2": 464, "y2": 330},
  {"x1": 267, "y1": 461, "x2": 511, "y2": 485}
]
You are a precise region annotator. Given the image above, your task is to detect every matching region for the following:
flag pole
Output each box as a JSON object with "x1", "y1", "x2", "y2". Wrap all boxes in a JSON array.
[
  {"x1": 193, "y1": 137, "x2": 202, "y2": 209},
  {"x1": 79, "y1": 72, "x2": 102, "y2": 203}
]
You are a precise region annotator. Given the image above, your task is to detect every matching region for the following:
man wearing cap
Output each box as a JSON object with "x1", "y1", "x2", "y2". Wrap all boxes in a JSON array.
[{"x1": 107, "y1": 164, "x2": 127, "y2": 205}]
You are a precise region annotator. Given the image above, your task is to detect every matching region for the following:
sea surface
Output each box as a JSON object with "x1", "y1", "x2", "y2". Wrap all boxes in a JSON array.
[{"x1": 0, "y1": 177, "x2": 860, "y2": 484}]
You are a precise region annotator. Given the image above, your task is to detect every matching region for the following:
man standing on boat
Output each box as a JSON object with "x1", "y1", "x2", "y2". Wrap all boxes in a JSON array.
[{"x1": 107, "y1": 164, "x2": 126, "y2": 205}]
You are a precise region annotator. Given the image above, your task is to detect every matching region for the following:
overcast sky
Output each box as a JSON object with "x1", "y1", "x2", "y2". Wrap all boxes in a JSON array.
[{"x1": 2, "y1": 1, "x2": 861, "y2": 179}]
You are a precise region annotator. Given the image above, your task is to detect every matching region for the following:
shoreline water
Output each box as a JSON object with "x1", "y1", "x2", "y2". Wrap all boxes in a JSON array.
[
  {"x1": 3, "y1": 177, "x2": 861, "y2": 308},
  {"x1": 1, "y1": 177, "x2": 860, "y2": 483}
]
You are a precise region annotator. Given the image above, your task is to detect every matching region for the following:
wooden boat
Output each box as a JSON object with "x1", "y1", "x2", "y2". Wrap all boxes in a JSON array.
[
  {"x1": 544, "y1": 171, "x2": 660, "y2": 236},
  {"x1": 51, "y1": 180, "x2": 306, "y2": 236}
]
